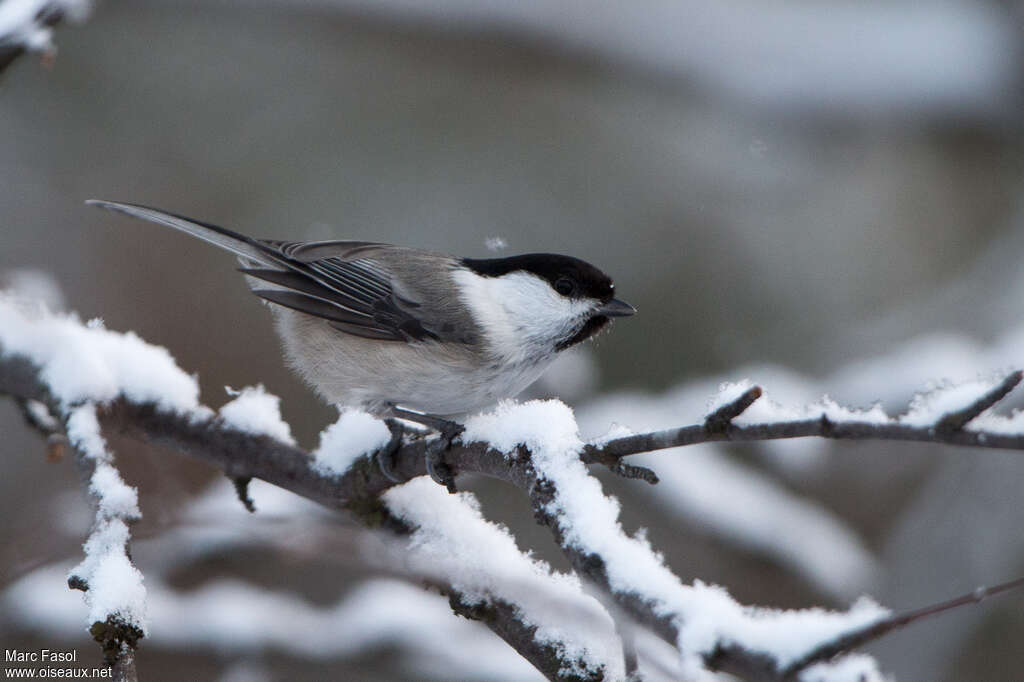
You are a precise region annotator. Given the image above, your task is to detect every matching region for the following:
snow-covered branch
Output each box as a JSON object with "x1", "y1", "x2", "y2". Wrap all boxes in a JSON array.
[
  {"x1": 3, "y1": 294, "x2": 1024, "y2": 680},
  {"x1": 777, "y1": 575, "x2": 1024, "y2": 678},
  {"x1": 586, "y1": 372, "x2": 1024, "y2": 468},
  {"x1": 0, "y1": 0, "x2": 89, "y2": 73},
  {"x1": 462, "y1": 401, "x2": 895, "y2": 681},
  {"x1": 3, "y1": 318, "x2": 145, "y2": 679},
  {"x1": 0, "y1": 296, "x2": 613, "y2": 680},
  {"x1": 383, "y1": 478, "x2": 626, "y2": 680},
  {"x1": 62, "y1": 403, "x2": 145, "y2": 682}
]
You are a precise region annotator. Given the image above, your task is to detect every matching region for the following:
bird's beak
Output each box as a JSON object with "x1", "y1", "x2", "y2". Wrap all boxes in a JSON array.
[{"x1": 597, "y1": 298, "x2": 636, "y2": 317}]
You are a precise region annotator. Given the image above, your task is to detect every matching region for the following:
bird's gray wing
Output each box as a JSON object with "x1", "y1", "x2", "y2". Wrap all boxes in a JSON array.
[
  {"x1": 272, "y1": 240, "x2": 393, "y2": 263},
  {"x1": 87, "y1": 200, "x2": 448, "y2": 343},
  {"x1": 244, "y1": 245, "x2": 445, "y2": 342}
]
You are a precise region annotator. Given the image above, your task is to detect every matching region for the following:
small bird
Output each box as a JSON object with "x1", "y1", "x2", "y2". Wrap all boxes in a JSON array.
[{"x1": 87, "y1": 200, "x2": 635, "y2": 490}]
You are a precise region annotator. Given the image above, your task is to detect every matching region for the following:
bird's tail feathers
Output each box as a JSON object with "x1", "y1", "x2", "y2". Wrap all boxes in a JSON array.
[{"x1": 85, "y1": 200, "x2": 276, "y2": 266}]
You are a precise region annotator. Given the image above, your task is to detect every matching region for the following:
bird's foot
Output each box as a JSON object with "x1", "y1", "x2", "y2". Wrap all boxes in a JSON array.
[
  {"x1": 384, "y1": 405, "x2": 465, "y2": 493},
  {"x1": 375, "y1": 419, "x2": 405, "y2": 483},
  {"x1": 425, "y1": 421, "x2": 465, "y2": 494}
]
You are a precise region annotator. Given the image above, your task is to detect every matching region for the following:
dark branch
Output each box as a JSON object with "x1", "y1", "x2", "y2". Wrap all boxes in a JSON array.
[
  {"x1": 609, "y1": 461, "x2": 659, "y2": 484},
  {"x1": 4, "y1": 351, "x2": 1024, "y2": 681},
  {"x1": 935, "y1": 370, "x2": 1023, "y2": 434},
  {"x1": 705, "y1": 385, "x2": 763, "y2": 432},
  {"x1": 523, "y1": 462, "x2": 792, "y2": 680},
  {"x1": 0, "y1": 355, "x2": 595, "y2": 680},
  {"x1": 0, "y1": 355, "x2": 46, "y2": 402},
  {"x1": 231, "y1": 475, "x2": 256, "y2": 513},
  {"x1": 62, "y1": 406, "x2": 142, "y2": 682},
  {"x1": 89, "y1": 617, "x2": 142, "y2": 682},
  {"x1": 582, "y1": 385, "x2": 763, "y2": 483},
  {"x1": 448, "y1": 592, "x2": 604, "y2": 682},
  {"x1": 584, "y1": 379, "x2": 1024, "y2": 465},
  {"x1": 9, "y1": 357, "x2": 144, "y2": 679},
  {"x1": 368, "y1": 502, "x2": 603, "y2": 680},
  {"x1": 781, "y1": 576, "x2": 1024, "y2": 678}
]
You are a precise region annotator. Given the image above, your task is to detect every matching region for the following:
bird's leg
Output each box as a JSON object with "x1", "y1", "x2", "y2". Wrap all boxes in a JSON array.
[
  {"x1": 385, "y1": 405, "x2": 464, "y2": 493},
  {"x1": 425, "y1": 421, "x2": 464, "y2": 494},
  {"x1": 375, "y1": 418, "x2": 405, "y2": 483}
]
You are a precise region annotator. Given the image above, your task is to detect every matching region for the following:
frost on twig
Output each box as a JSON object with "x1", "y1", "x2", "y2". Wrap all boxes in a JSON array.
[
  {"x1": 704, "y1": 383, "x2": 763, "y2": 432},
  {"x1": 779, "y1": 575, "x2": 1024, "y2": 677},
  {"x1": 65, "y1": 403, "x2": 145, "y2": 679},
  {"x1": 915, "y1": 371, "x2": 1022, "y2": 433},
  {"x1": 587, "y1": 370, "x2": 1024, "y2": 466}
]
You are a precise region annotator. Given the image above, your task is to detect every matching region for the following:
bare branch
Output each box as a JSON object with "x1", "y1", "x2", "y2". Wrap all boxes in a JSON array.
[
  {"x1": 609, "y1": 461, "x2": 659, "y2": 485},
  {"x1": 88, "y1": 617, "x2": 141, "y2": 682},
  {"x1": 231, "y1": 475, "x2": 257, "y2": 513},
  {"x1": 781, "y1": 576, "x2": 1024, "y2": 678}
]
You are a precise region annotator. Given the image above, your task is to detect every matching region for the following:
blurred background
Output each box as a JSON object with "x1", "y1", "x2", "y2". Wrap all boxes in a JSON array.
[{"x1": 2, "y1": 0, "x2": 1024, "y2": 679}]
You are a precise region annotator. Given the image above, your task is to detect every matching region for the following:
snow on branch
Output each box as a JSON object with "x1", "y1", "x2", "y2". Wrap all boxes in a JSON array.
[
  {"x1": 0, "y1": 294, "x2": 608, "y2": 680},
  {"x1": 0, "y1": 0, "x2": 89, "y2": 73},
  {"x1": 465, "y1": 401, "x2": 891, "y2": 681},
  {"x1": 586, "y1": 371, "x2": 1024, "y2": 467},
  {"x1": 64, "y1": 404, "x2": 145, "y2": 681},
  {"x1": 0, "y1": 298, "x2": 156, "y2": 680},
  {"x1": 6, "y1": 563, "x2": 553, "y2": 680},
  {"x1": 385, "y1": 478, "x2": 625, "y2": 679},
  {"x1": 4, "y1": 293, "x2": 1024, "y2": 680},
  {"x1": 779, "y1": 575, "x2": 1024, "y2": 677}
]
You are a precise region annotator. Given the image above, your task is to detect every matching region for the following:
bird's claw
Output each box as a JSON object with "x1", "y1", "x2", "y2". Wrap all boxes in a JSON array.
[
  {"x1": 426, "y1": 423, "x2": 464, "y2": 494},
  {"x1": 376, "y1": 419, "x2": 405, "y2": 483},
  {"x1": 383, "y1": 404, "x2": 465, "y2": 493}
]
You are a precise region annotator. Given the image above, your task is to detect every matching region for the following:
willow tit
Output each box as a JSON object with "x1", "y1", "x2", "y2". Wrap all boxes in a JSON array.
[{"x1": 87, "y1": 200, "x2": 635, "y2": 488}]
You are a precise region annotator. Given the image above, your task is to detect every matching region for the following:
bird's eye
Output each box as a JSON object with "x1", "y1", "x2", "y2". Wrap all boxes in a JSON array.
[{"x1": 554, "y1": 277, "x2": 576, "y2": 296}]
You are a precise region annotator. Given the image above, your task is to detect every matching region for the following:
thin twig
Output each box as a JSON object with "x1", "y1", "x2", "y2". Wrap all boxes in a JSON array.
[
  {"x1": 231, "y1": 475, "x2": 256, "y2": 513},
  {"x1": 935, "y1": 370, "x2": 1023, "y2": 433},
  {"x1": 781, "y1": 576, "x2": 1024, "y2": 678},
  {"x1": 705, "y1": 386, "x2": 763, "y2": 432},
  {"x1": 63, "y1": 404, "x2": 142, "y2": 682},
  {"x1": 15, "y1": 396, "x2": 68, "y2": 459},
  {"x1": 448, "y1": 593, "x2": 604, "y2": 682},
  {"x1": 586, "y1": 408, "x2": 1024, "y2": 467}
]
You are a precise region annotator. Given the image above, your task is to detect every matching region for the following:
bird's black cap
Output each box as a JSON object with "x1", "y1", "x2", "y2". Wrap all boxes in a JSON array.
[{"x1": 462, "y1": 253, "x2": 615, "y2": 302}]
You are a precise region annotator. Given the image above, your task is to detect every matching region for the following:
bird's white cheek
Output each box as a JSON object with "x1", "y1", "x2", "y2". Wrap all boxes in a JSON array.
[{"x1": 451, "y1": 270, "x2": 590, "y2": 361}]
